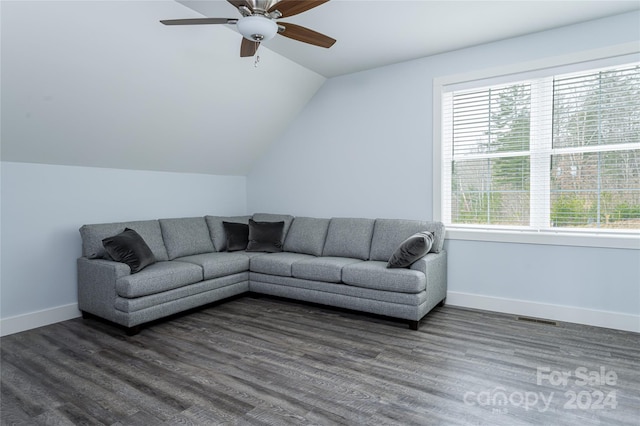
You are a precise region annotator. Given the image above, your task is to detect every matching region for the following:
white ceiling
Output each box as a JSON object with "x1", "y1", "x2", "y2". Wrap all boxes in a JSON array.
[
  {"x1": 179, "y1": 0, "x2": 640, "y2": 77},
  {"x1": 2, "y1": 1, "x2": 638, "y2": 176}
]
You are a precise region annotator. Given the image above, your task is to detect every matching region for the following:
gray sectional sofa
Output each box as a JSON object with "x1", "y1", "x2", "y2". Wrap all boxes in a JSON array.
[{"x1": 78, "y1": 213, "x2": 447, "y2": 334}]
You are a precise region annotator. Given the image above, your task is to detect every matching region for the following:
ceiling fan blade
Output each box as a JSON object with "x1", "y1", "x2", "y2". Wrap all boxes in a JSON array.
[
  {"x1": 278, "y1": 22, "x2": 336, "y2": 48},
  {"x1": 227, "y1": 0, "x2": 253, "y2": 12},
  {"x1": 240, "y1": 38, "x2": 260, "y2": 57},
  {"x1": 160, "y1": 18, "x2": 237, "y2": 25},
  {"x1": 268, "y1": 0, "x2": 329, "y2": 18}
]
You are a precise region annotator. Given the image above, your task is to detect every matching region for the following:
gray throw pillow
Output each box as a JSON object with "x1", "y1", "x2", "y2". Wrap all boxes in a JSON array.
[
  {"x1": 102, "y1": 228, "x2": 156, "y2": 273},
  {"x1": 246, "y1": 220, "x2": 284, "y2": 253},
  {"x1": 223, "y1": 221, "x2": 249, "y2": 252},
  {"x1": 387, "y1": 231, "x2": 434, "y2": 269}
]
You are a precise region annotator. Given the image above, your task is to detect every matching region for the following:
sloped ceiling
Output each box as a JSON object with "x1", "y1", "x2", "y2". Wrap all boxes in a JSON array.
[
  {"x1": 180, "y1": 0, "x2": 640, "y2": 78},
  {"x1": 2, "y1": 1, "x2": 638, "y2": 176},
  {"x1": 0, "y1": 0, "x2": 325, "y2": 175}
]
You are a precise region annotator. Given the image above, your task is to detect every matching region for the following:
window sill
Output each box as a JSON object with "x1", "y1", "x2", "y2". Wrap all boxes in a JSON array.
[{"x1": 445, "y1": 227, "x2": 640, "y2": 250}]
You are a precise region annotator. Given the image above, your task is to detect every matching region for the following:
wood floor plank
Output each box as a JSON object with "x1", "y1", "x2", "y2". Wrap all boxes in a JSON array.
[{"x1": 1, "y1": 297, "x2": 639, "y2": 425}]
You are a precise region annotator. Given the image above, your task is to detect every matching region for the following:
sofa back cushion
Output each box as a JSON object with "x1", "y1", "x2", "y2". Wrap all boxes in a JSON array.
[
  {"x1": 252, "y1": 213, "x2": 294, "y2": 245},
  {"x1": 283, "y1": 217, "x2": 330, "y2": 256},
  {"x1": 205, "y1": 215, "x2": 252, "y2": 251},
  {"x1": 80, "y1": 220, "x2": 169, "y2": 261},
  {"x1": 159, "y1": 217, "x2": 215, "y2": 260},
  {"x1": 369, "y1": 219, "x2": 445, "y2": 261},
  {"x1": 322, "y1": 218, "x2": 375, "y2": 260}
]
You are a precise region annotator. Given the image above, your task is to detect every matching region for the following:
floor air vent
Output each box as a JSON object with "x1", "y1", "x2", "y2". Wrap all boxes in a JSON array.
[{"x1": 517, "y1": 316, "x2": 558, "y2": 326}]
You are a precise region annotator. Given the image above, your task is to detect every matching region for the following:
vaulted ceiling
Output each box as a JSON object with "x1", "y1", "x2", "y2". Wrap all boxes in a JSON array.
[
  {"x1": 2, "y1": 1, "x2": 638, "y2": 176},
  {"x1": 1, "y1": 0, "x2": 325, "y2": 176},
  {"x1": 179, "y1": 0, "x2": 640, "y2": 78}
]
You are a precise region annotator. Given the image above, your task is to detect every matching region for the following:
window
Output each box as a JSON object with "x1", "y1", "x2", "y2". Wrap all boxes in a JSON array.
[
  {"x1": 436, "y1": 55, "x2": 640, "y2": 248},
  {"x1": 551, "y1": 67, "x2": 639, "y2": 230}
]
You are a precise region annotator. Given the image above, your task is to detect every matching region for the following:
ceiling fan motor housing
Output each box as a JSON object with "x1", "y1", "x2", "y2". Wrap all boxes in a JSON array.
[{"x1": 237, "y1": 15, "x2": 278, "y2": 41}]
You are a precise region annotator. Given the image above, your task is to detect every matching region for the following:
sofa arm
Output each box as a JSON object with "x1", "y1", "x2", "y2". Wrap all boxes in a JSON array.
[
  {"x1": 410, "y1": 250, "x2": 447, "y2": 304},
  {"x1": 77, "y1": 257, "x2": 131, "y2": 322}
]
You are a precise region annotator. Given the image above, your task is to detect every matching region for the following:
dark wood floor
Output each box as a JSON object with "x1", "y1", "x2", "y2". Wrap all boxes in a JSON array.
[{"x1": 1, "y1": 296, "x2": 639, "y2": 425}]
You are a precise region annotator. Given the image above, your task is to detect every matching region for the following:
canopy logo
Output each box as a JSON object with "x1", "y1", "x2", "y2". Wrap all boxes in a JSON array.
[
  {"x1": 463, "y1": 387, "x2": 553, "y2": 413},
  {"x1": 462, "y1": 366, "x2": 618, "y2": 414}
]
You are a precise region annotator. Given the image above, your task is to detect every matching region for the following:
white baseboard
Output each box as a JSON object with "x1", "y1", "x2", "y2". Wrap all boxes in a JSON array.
[
  {"x1": 1, "y1": 295, "x2": 638, "y2": 336},
  {"x1": 446, "y1": 291, "x2": 640, "y2": 333},
  {"x1": 0, "y1": 303, "x2": 81, "y2": 337}
]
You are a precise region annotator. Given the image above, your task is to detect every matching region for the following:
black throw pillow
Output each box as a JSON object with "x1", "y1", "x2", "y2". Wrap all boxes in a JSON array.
[
  {"x1": 223, "y1": 221, "x2": 249, "y2": 252},
  {"x1": 246, "y1": 220, "x2": 285, "y2": 253},
  {"x1": 387, "y1": 231, "x2": 434, "y2": 269},
  {"x1": 102, "y1": 228, "x2": 156, "y2": 273}
]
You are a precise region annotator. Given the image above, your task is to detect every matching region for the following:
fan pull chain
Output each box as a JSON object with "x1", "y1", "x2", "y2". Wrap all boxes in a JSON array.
[{"x1": 254, "y1": 55, "x2": 260, "y2": 68}]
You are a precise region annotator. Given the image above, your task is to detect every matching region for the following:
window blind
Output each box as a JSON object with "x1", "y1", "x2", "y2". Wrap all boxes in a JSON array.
[
  {"x1": 551, "y1": 65, "x2": 639, "y2": 229},
  {"x1": 442, "y1": 62, "x2": 640, "y2": 233}
]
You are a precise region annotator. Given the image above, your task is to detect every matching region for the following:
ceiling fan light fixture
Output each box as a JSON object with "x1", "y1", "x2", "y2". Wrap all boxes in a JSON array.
[{"x1": 237, "y1": 15, "x2": 278, "y2": 42}]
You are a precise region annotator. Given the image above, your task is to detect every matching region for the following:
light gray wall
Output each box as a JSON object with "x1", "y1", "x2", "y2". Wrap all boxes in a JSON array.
[
  {"x1": 248, "y1": 12, "x2": 640, "y2": 317},
  {"x1": 0, "y1": 162, "x2": 246, "y2": 319},
  {"x1": 0, "y1": 0, "x2": 266, "y2": 325},
  {"x1": 447, "y1": 240, "x2": 639, "y2": 314}
]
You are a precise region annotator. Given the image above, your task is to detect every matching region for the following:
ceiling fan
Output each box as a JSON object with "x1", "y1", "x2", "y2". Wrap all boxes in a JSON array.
[{"x1": 161, "y1": 0, "x2": 336, "y2": 57}]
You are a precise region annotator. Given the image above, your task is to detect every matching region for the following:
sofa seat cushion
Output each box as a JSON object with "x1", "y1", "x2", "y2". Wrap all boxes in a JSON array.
[
  {"x1": 116, "y1": 261, "x2": 203, "y2": 298},
  {"x1": 292, "y1": 257, "x2": 363, "y2": 283},
  {"x1": 239, "y1": 251, "x2": 268, "y2": 259},
  {"x1": 176, "y1": 252, "x2": 250, "y2": 280},
  {"x1": 250, "y1": 252, "x2": 316, "y2": 277},
  {"x1": 342, "y1": 261, "x2": 426, "y2": 294}
]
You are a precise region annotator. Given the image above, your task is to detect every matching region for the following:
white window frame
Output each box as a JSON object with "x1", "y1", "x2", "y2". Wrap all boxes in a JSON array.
[{"x1": 433, "y1": 43, "x2": 640, "y2": 250}]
